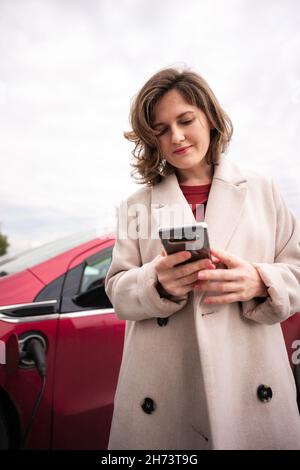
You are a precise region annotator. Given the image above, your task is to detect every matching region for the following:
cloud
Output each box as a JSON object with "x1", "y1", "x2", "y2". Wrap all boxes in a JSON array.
[{"x1": 0, "y1": 0, "x2": 299, "y2": 253}]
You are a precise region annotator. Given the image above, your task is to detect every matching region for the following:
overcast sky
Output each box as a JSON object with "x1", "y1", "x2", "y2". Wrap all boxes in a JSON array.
[{"x1": 0, "y1": 0, "x2": 300, "y2": 254}]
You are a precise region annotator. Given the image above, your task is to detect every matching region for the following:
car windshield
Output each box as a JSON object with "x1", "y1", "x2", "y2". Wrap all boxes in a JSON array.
[{"x1": 0, "y1": 230, "x2": 101, "y2": 276}]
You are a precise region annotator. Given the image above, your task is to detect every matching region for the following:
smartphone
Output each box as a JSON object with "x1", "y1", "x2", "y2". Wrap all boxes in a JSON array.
[{"x1": 158, "y1": 222, "x2": 211, "y2": 265}]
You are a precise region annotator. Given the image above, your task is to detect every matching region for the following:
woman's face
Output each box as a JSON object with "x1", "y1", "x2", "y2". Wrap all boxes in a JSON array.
[{"x1": 153, "y1": 89, "x2": 212, "y2": 180}]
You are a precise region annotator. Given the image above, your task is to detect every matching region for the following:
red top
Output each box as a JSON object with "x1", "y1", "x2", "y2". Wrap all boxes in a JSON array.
[{"x1": 179, "y1": 183, "x2": 211, "y2": 222}]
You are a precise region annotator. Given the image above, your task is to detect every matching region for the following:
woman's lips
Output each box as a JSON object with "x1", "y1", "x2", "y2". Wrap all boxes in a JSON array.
[{"x1": 173, "y1": 145, "x2": 193, "y2": 155}]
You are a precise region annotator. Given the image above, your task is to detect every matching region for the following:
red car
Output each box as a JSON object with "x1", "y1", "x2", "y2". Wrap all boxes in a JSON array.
[
  {"x1": 0, "y1": 231, "x2": 299, "y2": 449},
  {"x1": 0, "y1": 231, "x2": 124, "y2": 450}
]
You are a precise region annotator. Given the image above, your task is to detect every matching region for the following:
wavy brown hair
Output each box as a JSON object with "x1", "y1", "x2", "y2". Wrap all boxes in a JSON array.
[{"x1": 125, "y1": 67, "x2": 233, "y2": 186}]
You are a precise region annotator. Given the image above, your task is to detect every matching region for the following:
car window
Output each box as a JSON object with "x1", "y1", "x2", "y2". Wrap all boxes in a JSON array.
[
  {"x1": 61, "y1": 248, "x2": 113, "y2": 312},
  {"x1": 80, "y1": 255, "x2": 112, "y2": 294},
  {"x1": 0, "y1": 230, "x2": 102, "y2": 275}
]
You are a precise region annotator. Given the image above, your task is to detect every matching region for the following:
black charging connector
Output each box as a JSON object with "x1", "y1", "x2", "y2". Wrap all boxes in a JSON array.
[
  {"x1": 20, "y1": 337, "x2": 47, "y2": 448},
  {"x1": 24, "y1": 338, "x2": 47, "y2": 378}
]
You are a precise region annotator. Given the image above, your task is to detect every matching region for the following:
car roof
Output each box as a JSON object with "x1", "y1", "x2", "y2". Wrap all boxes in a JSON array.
[{"x1": 0, "y1": 230, "x2": 114, "y2": 276}]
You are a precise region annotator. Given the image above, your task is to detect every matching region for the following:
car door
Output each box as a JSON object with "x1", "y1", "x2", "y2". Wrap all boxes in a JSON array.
[
  {"x1": 51, "y1": 239, "x2": 125, "y2": 450},
  {"x1": 0, "y1": 293, "x2": 62, "y2": 449}
]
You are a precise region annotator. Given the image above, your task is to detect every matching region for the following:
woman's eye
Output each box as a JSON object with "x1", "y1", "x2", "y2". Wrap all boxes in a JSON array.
[
  {"x1": 155, "y1": 128, "x2": 167, "y2": 136},
  {"x1": 154, "y1": 118, "x2": 194, "y2": 136},
  {"x1": 181, "y1": 119, "x2": 193, "y2": 125}
]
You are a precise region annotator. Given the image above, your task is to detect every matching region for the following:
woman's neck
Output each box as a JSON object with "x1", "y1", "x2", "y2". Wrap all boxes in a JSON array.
[{"x1": 176, "y1": 163, "x2": 213, "y2": 186}]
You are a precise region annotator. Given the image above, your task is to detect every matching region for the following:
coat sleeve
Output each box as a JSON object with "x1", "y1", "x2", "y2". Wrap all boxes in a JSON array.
[
  {"x1": 243, "y1": 179, "x2": 300, "y2": 325},
  {"x1": 105, "y1": 199, "x2": 189, "y2": 321}
]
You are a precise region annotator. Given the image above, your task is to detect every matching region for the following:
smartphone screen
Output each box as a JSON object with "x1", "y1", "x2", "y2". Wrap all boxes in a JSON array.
[{"x1": 158, "y1": 223, "x2": 211, "y2": 264}]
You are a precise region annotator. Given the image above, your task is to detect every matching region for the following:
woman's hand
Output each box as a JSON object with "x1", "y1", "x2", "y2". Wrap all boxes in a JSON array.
[
  {"x1": 195, "y1": 248, "x2": 268, "y2": 304},
  {"x1": 154, "y1": 251, "x2": 216, "y2": 297}
]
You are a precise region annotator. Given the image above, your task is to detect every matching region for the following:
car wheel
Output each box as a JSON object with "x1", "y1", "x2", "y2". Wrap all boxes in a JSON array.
[{"x1": 0, "y1": 407, "x2": 9, "y2": 449}]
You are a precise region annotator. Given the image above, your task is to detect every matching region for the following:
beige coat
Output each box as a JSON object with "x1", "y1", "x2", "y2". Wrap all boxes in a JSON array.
[{"x1": 105, "y1": 157, "x2": 300, "y2": 450}]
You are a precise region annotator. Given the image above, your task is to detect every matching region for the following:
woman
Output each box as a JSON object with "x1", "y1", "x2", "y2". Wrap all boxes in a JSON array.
[{"x1": 105, "y1": 67, "x2": 300, "y2": 450}]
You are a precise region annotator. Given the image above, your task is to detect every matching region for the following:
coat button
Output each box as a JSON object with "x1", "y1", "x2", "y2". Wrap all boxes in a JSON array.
[
  {"x1": 157, "y1": 317, "x2": 168, "y2": 327},
  {"x1": 141, "y1": 397, "x2": 156, "y2": 414},
  {"x1": 257, "y1": 384, "x2": 273, "y2": 403}
]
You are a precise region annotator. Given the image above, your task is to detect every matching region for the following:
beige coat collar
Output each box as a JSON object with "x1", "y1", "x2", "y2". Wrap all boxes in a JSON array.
[{"x1": 151, "y1": 157, "x2": 248, "y2": 250}]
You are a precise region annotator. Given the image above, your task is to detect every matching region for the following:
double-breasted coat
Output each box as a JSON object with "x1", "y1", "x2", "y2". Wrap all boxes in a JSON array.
[{"x1": 105, "y1": 157, "x2": 300, "y2": 450}]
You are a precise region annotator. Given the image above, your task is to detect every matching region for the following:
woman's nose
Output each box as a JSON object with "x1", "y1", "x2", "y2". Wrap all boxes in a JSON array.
[{"x1": 171, "y1": 126, "x2": 185, "y2": 144}]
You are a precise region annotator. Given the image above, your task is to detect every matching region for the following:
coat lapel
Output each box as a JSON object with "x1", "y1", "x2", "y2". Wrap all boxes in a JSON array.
[
  {"x1": 151, "y1": 172, "x2": 195, "y2": 233},
  {"x1": 205, "y1": 158, "x2": 248, "y2": 251},
  {"x1": 151, "y1": 157, "x2": 248, "y2": 251}
]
